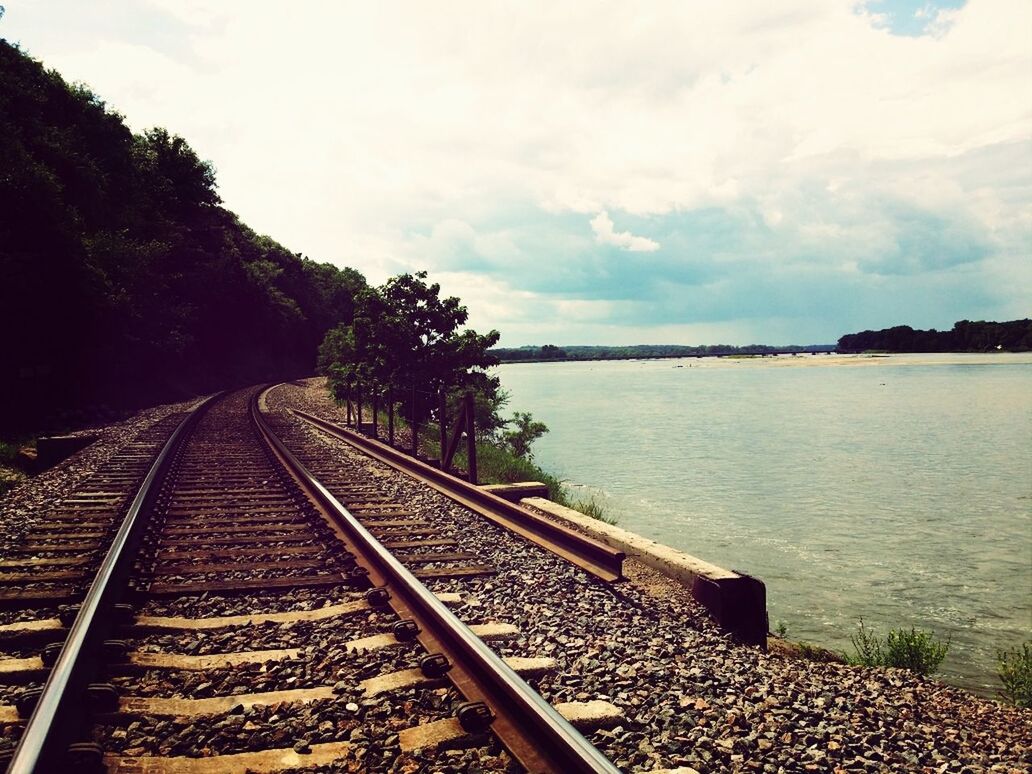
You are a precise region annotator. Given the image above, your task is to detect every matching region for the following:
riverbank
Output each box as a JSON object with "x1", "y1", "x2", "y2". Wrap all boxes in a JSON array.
[
  {"x1": 497, "y1": 353, "x2": 1032, "y2": 696},
  {"x1": 279, "y1": 377, "x2": 1031, "y2": 771}
]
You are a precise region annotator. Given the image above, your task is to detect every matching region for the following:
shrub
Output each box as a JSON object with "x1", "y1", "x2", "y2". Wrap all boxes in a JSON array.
[
  {"x1": 883, "y1": 627, "x2": 950, "y2": 675},
  {"x1": 997, "y1": 642, "x2": 1032, "y2": 708},
  {"x1": 849, "y1": 618, "x2": 883, "y2": 666},
  {"x1": 846, "y1": 618, "x2": 950, "y2": 676}
]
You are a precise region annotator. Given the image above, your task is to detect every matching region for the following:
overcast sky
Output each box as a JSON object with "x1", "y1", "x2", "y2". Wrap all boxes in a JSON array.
[{"x1": 3, "y1": 1, "x2": 1030, "y2": 345}]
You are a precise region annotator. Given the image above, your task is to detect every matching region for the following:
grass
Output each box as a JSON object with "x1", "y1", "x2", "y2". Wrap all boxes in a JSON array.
[
  {"x1": 845, "y1": 618, "x2": 950, "y2": 676},
  {"x1": 567, "y1": 494, "x2": 618, "y2": 524},
  {"x1": 0, "y1": 441, "x2": 20, "y2": 465},
  {"x1": 997, "y1": 642, "x2": 1032, "y2": 707},
  {"x1": 0, "y1": 440, "x2": 28, "y2": 497},
  {"x1": 352, "y1": 406, "x2": 618, "y2": 522},
  {"x1": 344, "y1": 400, "x2": 618, "y2": 524}
]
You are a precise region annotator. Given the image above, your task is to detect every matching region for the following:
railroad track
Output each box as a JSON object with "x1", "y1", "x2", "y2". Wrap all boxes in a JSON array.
[{"x1": 0, "y1": 387, "x2": 622, "y2": 773}]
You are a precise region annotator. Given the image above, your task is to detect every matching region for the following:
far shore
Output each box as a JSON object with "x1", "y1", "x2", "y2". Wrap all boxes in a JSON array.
[{"x1": 498, "y1": 351, "x2": 1032, "y2": 368}]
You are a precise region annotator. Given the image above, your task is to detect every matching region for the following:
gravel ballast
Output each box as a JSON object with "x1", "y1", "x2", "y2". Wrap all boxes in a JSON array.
[{"x1": 266, "y1": 378, "x2": 1032, "y2": 773}]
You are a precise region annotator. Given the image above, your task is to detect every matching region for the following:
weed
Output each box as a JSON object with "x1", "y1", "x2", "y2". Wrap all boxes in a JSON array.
[
  {"x1": 997, "y1": 642, "x2": 1032, "y2": 708},
  {"x1": 0, "y1": 441, "x2": 19, "y2": 465},
  {"x1": 846, "y1": 618, "x2": 950, "y2": 676},
  {"x1": 849, "y1": 618, "x2": 883, "y2": 666},
  {"x1": 796, "y1": 641, "x2": 843, "y2": 663},
  {"x1": 775, "y1": 620, "x2": 788, "y2": 638},
  {"x1": 883, "y1": 627, "x2": 951, "y2": 675},
  {"x1": 570, "y1": 495, "x2": 617, "y2": 525}
]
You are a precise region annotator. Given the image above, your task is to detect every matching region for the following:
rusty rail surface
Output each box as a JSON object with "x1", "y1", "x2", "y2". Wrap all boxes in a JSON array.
[
  {"x1": 257, "y1": 392, "x2": 620, "y2": 773},
  {"x1": 289, "y1": 407, "x2": 626, "y2": 583}
]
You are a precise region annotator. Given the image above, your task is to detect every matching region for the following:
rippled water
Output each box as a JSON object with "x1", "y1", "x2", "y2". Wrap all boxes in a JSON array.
[{"x1": 498, "y1": 353, "x2": 1032, "y2": 694}]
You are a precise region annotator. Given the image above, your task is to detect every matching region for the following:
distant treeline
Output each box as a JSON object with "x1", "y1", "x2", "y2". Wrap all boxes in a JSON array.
[
  {"x1": 492, "y1": 343, "x2": 836, "y2": 362},
  {"x1": 0, "y1": 40, "x2": 366, "y2": 433},
  {"x1": 837, "y1": 320, "x2": 1032, "y2": 353}
]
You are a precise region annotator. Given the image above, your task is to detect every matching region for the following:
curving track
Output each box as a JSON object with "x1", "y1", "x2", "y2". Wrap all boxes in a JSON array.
[{"x1": 0, "y1": 387, "x2": 621, "y2": 773}]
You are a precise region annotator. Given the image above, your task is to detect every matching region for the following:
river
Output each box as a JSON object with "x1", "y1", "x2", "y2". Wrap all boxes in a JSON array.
[{"x1": 497, "y1": 352, "x2": 1032, "y2": 695}]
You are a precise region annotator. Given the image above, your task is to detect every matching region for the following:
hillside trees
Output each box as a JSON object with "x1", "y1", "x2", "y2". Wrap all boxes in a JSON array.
[{"x1": 0, "y1": 39, "x2": 366, "y2": 432}]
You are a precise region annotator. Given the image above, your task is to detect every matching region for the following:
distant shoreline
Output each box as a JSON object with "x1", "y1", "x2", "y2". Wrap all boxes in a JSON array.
[
  {"x1": 497, "y1": 351, "x2": 1032, "y2": 367},
  {"x1": 492, "y1": 347, "x2": 837, "y2": 364}
]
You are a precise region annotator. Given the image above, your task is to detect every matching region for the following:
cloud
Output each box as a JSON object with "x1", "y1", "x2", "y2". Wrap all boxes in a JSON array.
[
  {"x1": 2, "y1": 0, "x2": 1028, "y2": 344},
  {"x1": 589, "y1": 212, "x2": 660, "y2": 252}
]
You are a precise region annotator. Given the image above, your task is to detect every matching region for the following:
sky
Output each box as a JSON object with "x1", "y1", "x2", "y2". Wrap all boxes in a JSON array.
[{"x1": 2, "y1": 0, "x2": 1030, "y2": 346}]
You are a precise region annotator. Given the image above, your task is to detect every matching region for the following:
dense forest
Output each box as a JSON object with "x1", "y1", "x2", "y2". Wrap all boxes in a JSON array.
[
  {"x1": 837, "y1": 320, "x2": 1032, "y2": 353},
  {"x1": 0, "y1": 39, "x2": 366, "y2": 433},
  {"x1": 491, "y1": 343, "x2": 836, "y2": 362}
]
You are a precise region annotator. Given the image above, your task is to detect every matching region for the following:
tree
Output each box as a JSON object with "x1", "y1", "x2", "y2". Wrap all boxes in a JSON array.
[
  {"x1": 502, "y1": 411, "x2": 549, "y2": 459},
  {"x1": 318, "y1": 271, "x2": 502, "y2": 424}
]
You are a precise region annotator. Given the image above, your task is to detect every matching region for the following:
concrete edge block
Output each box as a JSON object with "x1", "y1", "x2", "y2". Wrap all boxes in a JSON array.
[
  {"x1": 521, "y1": 497, "x2": 768, "y2": 646},
  {"x1": 478, "y1": 481, "x2": 550, "y2": 502}
]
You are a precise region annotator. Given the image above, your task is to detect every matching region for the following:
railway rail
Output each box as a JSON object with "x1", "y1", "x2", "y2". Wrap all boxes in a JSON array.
[{"x1": 0, "y1": 387, "x2": 621, "y2": 773}]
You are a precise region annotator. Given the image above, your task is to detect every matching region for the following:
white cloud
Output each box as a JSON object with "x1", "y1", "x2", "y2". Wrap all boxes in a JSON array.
[
  {"x1": 589, "y1": 212, "x2": 660, "y2": 252},
  {"x1": 2, "y1": 0, "x2": 1028, "y2": 342}
]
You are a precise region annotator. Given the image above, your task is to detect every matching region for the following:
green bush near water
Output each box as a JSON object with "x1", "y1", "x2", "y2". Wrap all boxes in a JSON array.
[
  {"x1": 846, "y1": 618, "x2": 950, "y2": 675},
  {"x1": 997, "y1": 642, "x2": 1032, "y2": 708}
]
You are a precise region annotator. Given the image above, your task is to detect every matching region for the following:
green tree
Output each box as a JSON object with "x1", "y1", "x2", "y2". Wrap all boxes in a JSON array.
[
  {"x1": 502, "y1": 411, "x2": 549, "y2": 459},
  {"x1": 320, "y1": 271, "x2": 501, "y2": 424}
]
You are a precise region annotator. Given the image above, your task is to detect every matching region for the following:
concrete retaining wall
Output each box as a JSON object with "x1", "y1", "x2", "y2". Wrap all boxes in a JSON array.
[{"x1": 522, "y1": 497, "x2": 768, "y2": 647}]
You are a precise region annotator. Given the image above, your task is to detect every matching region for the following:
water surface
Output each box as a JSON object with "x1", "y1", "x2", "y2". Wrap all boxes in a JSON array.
[{"x1": 498, "y1": 353, "x2": 1032, "y2": 694}]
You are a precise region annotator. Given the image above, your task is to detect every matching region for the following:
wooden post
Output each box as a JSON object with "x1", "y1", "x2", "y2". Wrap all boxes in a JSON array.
[
  {"x1": 371, "y1": 387, "x2": 379, "y2": 440},
  {"x1": 387, "y1": 386, "x2": 395, "y2": 446},
  {"x1": 443, "y1": 407, "x2": 467, "y2": 473},
  {"x1": 346, "y1": 394, "x2": 353, "y2": 426},
  {"x1": 439, "y1": 388, "x2": 448, "y2": 471},
  {"x1": 410, "y1": 385, "x2": 419, "y2": 457},
  {"x1": 357, "y1": 390, "x2": 363, "y2": 431},
  {"x1": 465, "y1": 390, "x2": 477, "y2": 484}
]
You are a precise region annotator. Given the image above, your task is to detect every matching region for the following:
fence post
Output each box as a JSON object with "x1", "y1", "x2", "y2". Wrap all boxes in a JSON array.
[
  {"x1": 410, "y1": 385, "x2": 419, "y2": 457},
  {"x1": 387, "y1": 385, "x2": 395, "y2": 446},
  {"x1": 357, "y1": 390, "x2": 363, "y2": 432},
  {"x1": 465, "y1": 390, "x2": 477, "y2": 484},
  {"x1": 346, "y1": 393, "x2": 353, "y2": 426},
  {"x1": 371, "y1": 386, "x2": 379, "y2": 440},
  {"x1": 439, "y1": 387, "x2": 448, "y2": 471}
]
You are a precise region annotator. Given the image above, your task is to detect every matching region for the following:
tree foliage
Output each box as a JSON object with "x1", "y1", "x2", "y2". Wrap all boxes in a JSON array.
[
  {"x1": 837, "y1": 319, "x2": 1032, "y2": 353},
  {"x1": 502, "y1": 411, "x2": 549, "y2": 460},
  {"x1": 318, "y1": 272, "x2": 501, "y2": 424},
  {"x1": 0, "y1": 39, "x2": 366, "y2": 432}
]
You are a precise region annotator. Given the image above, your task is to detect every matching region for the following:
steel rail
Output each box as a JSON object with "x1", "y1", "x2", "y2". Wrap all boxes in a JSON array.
[
  {"x1": 289, "y1": 407, "x2": 625, "y2": 582},
  {"x1": 255, "y1": 392, "x2": 620, "y2": 773},
  {"x1": 7, "y1": 394, "x2": 220, "y2": 774}
]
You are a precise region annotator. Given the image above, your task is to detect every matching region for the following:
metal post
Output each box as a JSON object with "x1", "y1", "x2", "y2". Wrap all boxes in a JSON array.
[
  {"x1": 387, "y1": 386, "x2": 395, "y2": 446},
  {"x1": 465, "y1": 390, "x2": 477, "y2": 484},
  {"x1": 439, "y1": 388, "x2": 448, "y2": 471}
]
